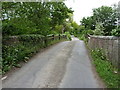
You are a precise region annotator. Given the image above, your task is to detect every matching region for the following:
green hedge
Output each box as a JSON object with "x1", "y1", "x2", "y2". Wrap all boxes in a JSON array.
[{"x1": 2, "y1": 34, "x2": 67, "y2": 74}]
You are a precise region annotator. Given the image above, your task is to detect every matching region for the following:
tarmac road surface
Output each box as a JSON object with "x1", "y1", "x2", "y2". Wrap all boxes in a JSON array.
[{"x1": 2, "y1": 36, "x2": 105, "y2": 88}]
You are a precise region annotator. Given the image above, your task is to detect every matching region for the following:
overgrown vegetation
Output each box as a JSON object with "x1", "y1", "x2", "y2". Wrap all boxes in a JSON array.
[
  {"x1": 1, "y1": 2, "x2": 74, "y2": 74},
  {"x1": 111, "y1": 28, "x2": 120, "y2": 36},
  {"x1": 2, "y1": 34, "x2": 67, "y2": 74},
  {"x1": 72, "y1": 2, "x2": 120, "y2": 89},
  {"x1": 65, "y1": 32, "x2": 72, "y2": 41},
  {"x1": 75, "y1": 27, "x2": 119, "y2": 88},
  {"x1": 91, "y1": 48, "x2": 119, "y2": 88},
  {"x1": 79, "y1": 4, "x2": 120, "y2": 36},
  {"x1": 2, "y1": 2, "x2": 74, "y2": 36}
]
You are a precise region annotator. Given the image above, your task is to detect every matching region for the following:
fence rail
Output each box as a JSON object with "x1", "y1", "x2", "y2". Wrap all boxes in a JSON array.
[{"x1": 3, "y1": 34, "x2": 67, "y2": 46}]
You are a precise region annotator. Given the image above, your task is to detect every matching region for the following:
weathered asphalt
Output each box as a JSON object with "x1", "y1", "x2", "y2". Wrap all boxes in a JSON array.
[{"x1": 2, "y1": 37, "x2": 105, "y2": 88}]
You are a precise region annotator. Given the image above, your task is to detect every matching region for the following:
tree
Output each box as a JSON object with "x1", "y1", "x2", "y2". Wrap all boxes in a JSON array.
[
  {"x1": 80, "y1": 6, "x2": 117, "y2": 36},
  {"x1": 111, "y1": 2, "x2": 120, "y2": 36},
  {"x1": 2, "y1": 2, "x2": 73, "y2": 36},
  {"x1": 93, "y1": 6, "x2": 116, "y2": 35},
  {"x1": 71, "y1": 21, "x2": 80, "y2": 34},
  {"x1": 50, "y1": 2, "x2": 73, "y2": 31},
  {"x1": 80, "y1": 16, "x2": 95, "y2": 30},
  {"x1": 94, "y1": 22, "x2": 104, "y2": 35}
]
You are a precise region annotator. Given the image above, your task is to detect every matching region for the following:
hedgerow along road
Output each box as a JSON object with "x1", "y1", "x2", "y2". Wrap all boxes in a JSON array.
[{"x1": 2, "y1": 36, "x2": 105, "y2": 88}]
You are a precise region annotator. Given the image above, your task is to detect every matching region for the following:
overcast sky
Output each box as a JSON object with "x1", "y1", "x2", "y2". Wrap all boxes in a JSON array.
[{"x1": 64, "y1": 0, "x2": 120, "y2": 24}]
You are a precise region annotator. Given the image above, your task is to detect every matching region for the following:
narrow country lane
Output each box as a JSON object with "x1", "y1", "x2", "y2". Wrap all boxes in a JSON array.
[{"x1": 2, "y1": 36, "x2": 105, "y2": 88}]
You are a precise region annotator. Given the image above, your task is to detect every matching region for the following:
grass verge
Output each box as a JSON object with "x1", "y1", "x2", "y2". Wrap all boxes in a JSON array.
[
  {"x1": 90, "y1": 48, "x2": 119, "y2": 88},
  {"x1": 76, "y1": 34, "x2": 119, "y2": 88}
]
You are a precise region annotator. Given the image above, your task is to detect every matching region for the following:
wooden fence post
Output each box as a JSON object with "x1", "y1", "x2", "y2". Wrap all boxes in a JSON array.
[
  {"x1": 44, "y1": 36, "x2": 47, "y2": 47},
  {"x1": 52, "y1": 34, "x2": 54, "y2": 40},
  {"x1": 59, "y1": 34, "x2": 60, "y2": 40}
]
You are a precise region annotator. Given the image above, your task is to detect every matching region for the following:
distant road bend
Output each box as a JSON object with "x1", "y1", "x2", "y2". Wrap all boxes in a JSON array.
[{"x1": 2, "y1": 36, "x2": 105, "y2": 88}]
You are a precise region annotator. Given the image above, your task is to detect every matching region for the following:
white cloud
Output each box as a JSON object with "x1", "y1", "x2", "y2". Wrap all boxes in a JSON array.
[{"x1": 65, "y1": 0, "x2": 120, "y2": 24}]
